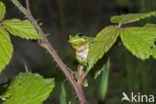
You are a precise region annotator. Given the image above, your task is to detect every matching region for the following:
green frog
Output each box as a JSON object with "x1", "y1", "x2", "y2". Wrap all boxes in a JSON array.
[
  {"x1": 68, "y1": 33, "x2": 93, "y2": 87},
  {"x1": 68, "y1": 33, "x2": 93, "y2": 66}
]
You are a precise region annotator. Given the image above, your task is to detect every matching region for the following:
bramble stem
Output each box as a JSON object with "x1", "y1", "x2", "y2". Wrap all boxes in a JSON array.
[{"x1": 10, "y1": 0, "x2": 86, "y2": 103}]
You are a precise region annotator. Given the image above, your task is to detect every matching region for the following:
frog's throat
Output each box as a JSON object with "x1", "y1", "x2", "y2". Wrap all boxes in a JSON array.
[{"x1": 76, "y1": 47, "x2": 89, "y2": 66}]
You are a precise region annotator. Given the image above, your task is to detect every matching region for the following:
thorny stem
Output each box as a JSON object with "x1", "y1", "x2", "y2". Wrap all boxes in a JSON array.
[{"x1": 10, "y1": 0, "x2": 86, "y2": 104}]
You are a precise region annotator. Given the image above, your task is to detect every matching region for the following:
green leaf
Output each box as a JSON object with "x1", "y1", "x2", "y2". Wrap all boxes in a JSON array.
[
  {"x1": 98, "y1": 58, "x2": 110, "y2": 102},
  {"x1": 0, "y1": 72, "x2": 55, "y2": 104},
  {"x1": 2, "y1": 19, "x2": 43, "y2": 39},
  {"x1": 87, "y1": 26, "x2": 120, "y2": 71},
  {"x1": 59, "y1": 83, "x2": 66, "y2": 104},
  {"x1": 144, "y1": 23, "x2": 156, "y2": 28},
  {"x1": 110, "y1": 11, "x2": 156, "y2": 24},
  {"x1": 120, "y1": 27, "x2": 156, "y2": 60},
  {"x1": 0, "y1": 1, "x2": 5, "y2": 21},
  {"x1": 0, "y1": 26, "x2": 13, "y2": 73}
]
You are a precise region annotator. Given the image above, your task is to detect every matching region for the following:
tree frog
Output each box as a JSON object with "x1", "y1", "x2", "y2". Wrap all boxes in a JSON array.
[
  {"x1": 68, "y1": 33, "x2": 93, "y2": 87},
  {"x1": 68, "y1": 33, "x2": 93, "y2": 66}
]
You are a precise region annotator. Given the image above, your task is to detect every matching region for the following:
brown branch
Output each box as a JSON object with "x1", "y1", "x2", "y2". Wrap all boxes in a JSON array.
[
  {"x1": 38, "y1": 39, "x2": 86, "y2": 104},
  {"x1": 10, "y1": 0, "x2": 86, "y2": 103}
]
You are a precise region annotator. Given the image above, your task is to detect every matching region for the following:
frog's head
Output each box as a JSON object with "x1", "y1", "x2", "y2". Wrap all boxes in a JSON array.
[{"x1": 68, "y1": 33, "x2": 88, "y2": 49}]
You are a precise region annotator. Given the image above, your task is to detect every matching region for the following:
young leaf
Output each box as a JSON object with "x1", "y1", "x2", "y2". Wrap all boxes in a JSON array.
[
  {"x1": 110, "y1": 11, "x2": 156, "y2": 24},
  {"x1": 87, "y1": 26, "x2": 120, "y2": 71},
  {"x1": 98, "y1": 58, "x2": 110, "y2": 103},
  {"x1": 0, "y1": 72, "x2": 55, "y2": 104},
  {"x1": 2, "y1": 19, "x2": 43, "y2": 39},
  {"x1": 0, "y1": 1, "x2": 5, "y2": 21},
  {"x1": 144, "y1": 23, "x2": 156, "y2": 28},
  {"x1": 120, "y1": 27, "x2": 156, "y2": 60},
  {"x1": 0, "y1": 26, "x2": 13, "y2": 73},
  {"x1": 59, "y1": 83, "x2": 66, "y2": 104}
]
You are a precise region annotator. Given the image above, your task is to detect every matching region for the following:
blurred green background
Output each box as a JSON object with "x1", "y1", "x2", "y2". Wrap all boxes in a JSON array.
[{"x1": 0, "y1": 0, "x2": 156, "y2": 104}]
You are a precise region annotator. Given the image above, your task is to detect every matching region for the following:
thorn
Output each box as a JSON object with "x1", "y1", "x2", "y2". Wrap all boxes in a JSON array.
[
  {"x1": 39, "y1": 23, "x2": 43, "y2": 26},
  {"x1": 36, "y1": 19, "x2": 40, "y2": 22},
  {"x1": 46, "y1": 33, "x2": 50, "y2": 36}
]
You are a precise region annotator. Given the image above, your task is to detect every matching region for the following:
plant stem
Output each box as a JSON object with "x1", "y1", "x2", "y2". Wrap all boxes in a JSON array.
[
  {"x1": 10, "y1": 0, "x2": 86, "y2": 103},
  {"x1": 38, "y1": 39, "x2": 86, "y2": 104}
]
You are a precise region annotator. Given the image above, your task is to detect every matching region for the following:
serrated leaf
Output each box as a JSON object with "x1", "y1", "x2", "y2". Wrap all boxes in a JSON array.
[
  {"x1": 144, "y1": 23, "x2": 156, "y2": 28},
  {"x1": 120, "y1": 27, "x2": 156, "y2": 60},
  {"x1": 0, "y1": 1, "x2": 5, "y2": 21},
  {"x1": 0, "y1": 72, "x2": 55, "y2": 104},
  {"x1": 110, "y1": 11, "x2": 156, "y2": 24},
  {"x1": 0, "y1": 26, "x2": 13, "y2": 73},
  {"x1": 2, "y1": 19, "x2": 43, "y2": 39},
  {"x1": 87, "y1": 26, "x2": 120, "y2": 71}
]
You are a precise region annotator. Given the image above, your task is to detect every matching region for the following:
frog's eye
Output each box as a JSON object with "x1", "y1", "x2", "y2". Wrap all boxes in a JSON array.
[
  {"x1": 90, "y1": 41, "x2": 94, "y2": 45},
  {"x1": 78, "y1": 34, "x2": 83, "y2": 37}
]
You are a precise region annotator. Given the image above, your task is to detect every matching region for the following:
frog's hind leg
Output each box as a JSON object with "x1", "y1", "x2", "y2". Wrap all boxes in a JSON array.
[{"x1": 75, "y1": 64, "x2": 88, "y2": 87}]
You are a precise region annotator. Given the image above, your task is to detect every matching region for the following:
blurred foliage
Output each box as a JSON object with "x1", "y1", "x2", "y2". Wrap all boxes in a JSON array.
[
  {"x1": 115, "y1": 0, "x2": 132, "y2": 7},
  {"x1": 59, "y1": 83, "x2": 66, "y2": 104},
  {"x1": 98, "y1": 58, "x2": 110, "y2": 103}
]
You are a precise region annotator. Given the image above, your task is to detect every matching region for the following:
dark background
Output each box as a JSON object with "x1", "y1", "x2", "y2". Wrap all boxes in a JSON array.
[{"x1": 0, "y1": 0, "x2": 156, "y2": 104}]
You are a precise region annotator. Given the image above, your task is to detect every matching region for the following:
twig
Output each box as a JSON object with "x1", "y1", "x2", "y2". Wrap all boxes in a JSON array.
[{"x1": 10, "y1": 0, "x2": 86, "y2": 104}]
